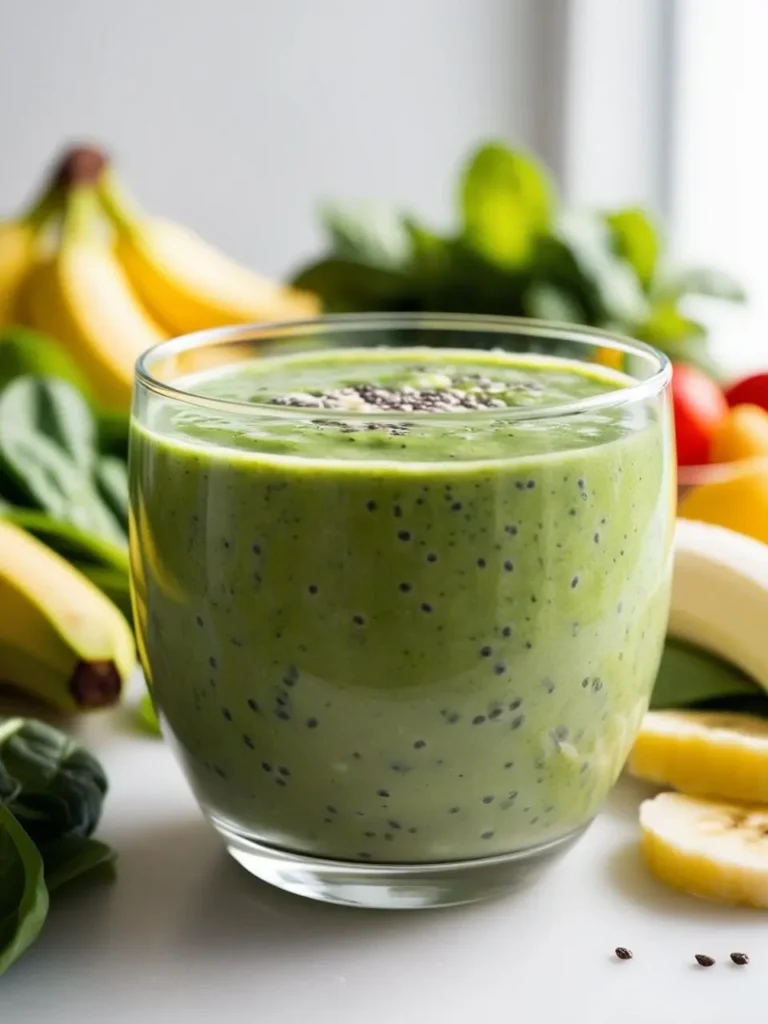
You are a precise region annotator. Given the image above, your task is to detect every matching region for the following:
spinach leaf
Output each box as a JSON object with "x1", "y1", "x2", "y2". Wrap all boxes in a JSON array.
[
  {"x1": 554, "y1": 211, "x2": 649, "y2": 326},
  {"x1": 0, "y1": 718, "x2": 108, "y2": 842},
  {"x1": 0, "y1": 376, "x2": 127, "y2": 547},
  {"x1": 320, "y1": 201, "x2": 411, "y2": 269},
  {"x1": 460, "y1": 143, "x2": 552, "y2": 268},
  {"x1": 0, "y1": 804, "x2": 48, "y2": 977},
  {"x1": 292, "y1": 257, "x2": 413, "y2": 313},
  {"x1": 651, "y1": 639, "x2": 763, "y2": 710},
  {"x1": 2, "y1": 371, "x2": 95, "y2": 472},
  {"x1": 0, "y1": 327, "x2": 87, "y2": 396},
  {"x1": 605, "y1": 208, "x2": 660, "y2": 290},
  {"x1": 94, "y1": 456, "x2": 129, "y2": 533},
  {"x1": 39, "y1": 835, "x2": 115, "y2": 893},
  {"x1": 97, "y1": 410, "x2": 130, "y2": 462},
  {"x1": 654, "y1": 266, "x2": 747, "y2": 304}
]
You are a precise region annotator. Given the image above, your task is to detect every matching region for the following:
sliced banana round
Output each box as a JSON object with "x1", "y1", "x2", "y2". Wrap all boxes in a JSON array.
[
  {"x1": 627, "y1": 710, "x2": 768, "y2": 803},
  {"x1": 640, "y1": 791, "x2": 768, "y2": 908}
]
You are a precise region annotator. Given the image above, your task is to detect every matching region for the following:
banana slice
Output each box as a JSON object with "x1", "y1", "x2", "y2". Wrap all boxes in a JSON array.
[
  {"x1": 640, "y1": 791, "x2": 768, "y2": 908},
  {"x1": 628, "y1": 710, "x2": 768, "y2": 803}
]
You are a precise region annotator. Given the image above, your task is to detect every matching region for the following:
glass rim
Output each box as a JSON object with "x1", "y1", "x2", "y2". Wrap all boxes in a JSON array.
[{"x1": 135, "y1": 312, "x2": 671, "y2": 424}]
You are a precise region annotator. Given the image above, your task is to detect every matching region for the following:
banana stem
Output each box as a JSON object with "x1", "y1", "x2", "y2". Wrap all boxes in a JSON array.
[
  {"x1": 60, "y1": 186, "x2": 103, "y2": 249},
  {"x1": 24, "y1": 182, "x2": 61, "y2": 230},
  {"x1": 96, "y1": 171, "x2": 144, "y2": 237}
]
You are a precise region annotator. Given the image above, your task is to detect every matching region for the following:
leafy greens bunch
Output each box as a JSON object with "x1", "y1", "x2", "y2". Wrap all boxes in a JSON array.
[
  {"x1": 0, "y1": 717, "x2": 114, "y2": 976},
  {"x1": 292, "y1": 141, "x2": 745, "y2": 375},
  {"x1": 0, "y1": 326, "x2": 131, "y2": 621}
]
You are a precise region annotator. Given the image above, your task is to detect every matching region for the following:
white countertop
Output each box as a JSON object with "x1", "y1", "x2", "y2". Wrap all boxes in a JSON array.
[{"x1": 3, "y1": 708, "x2": 765, "y2": 1023}]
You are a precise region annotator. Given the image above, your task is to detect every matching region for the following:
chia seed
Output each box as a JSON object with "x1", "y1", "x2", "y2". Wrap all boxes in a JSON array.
[
  {"x1": 615, "y1": 947, "x2": 633, "y2": 961},
  {"x1": 694, "y1": 954, "x2": 715, "y2": 967}
]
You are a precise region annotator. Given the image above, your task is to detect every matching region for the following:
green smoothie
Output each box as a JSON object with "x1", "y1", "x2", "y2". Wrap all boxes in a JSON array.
[{"x1": 131, "y1": 346, "x2": 673, "y2": 864}]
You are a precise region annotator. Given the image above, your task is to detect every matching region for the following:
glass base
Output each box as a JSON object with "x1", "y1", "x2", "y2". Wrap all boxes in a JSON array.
[{"x1": 213, "y1": 818, "x2": 591, "y2": 909}]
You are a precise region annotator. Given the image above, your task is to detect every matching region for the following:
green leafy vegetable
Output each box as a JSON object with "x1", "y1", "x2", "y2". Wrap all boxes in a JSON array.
[
  {"x1": 292, "y1": 138, "x2": 744, "y2": 370},
  {"x1": 460, "y1": 143, "x2": 551, "y2": 268},
  {"x1": 654, "y1": 266, "x2": 747, "y2": 304},
  {"x1": 651, "y1": 639, "x2": 764, "y2": 711},
  {"x1": 0, "y1": 327, "x2": 88, "y2": 396},
  {"x1": 0, "y1": 718, "x2": 108, "y2": 842},
  {"x1": 0, "y1": 376, "x2": 127, "y2": 548},
  {"x1": 39, "y1": 835, "x2": 115, "y2": 893},
  {"x1": 320, "y1": 201, "x2": 412, "y2": 269},
  {"x1": 0, "y1": 717, "x2": 114, "y2": 976},
  {"x1": 0, "y1": 804, "x2": 48, "y2": 977},
  {"x1": 605, "y1": 207, "x2": 659, "y2": 289}
]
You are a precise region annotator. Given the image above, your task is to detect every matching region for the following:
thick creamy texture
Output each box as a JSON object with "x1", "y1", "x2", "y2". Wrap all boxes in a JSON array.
[{"x1": 131, "y1": 347, "x2": 673, "y2": 863}]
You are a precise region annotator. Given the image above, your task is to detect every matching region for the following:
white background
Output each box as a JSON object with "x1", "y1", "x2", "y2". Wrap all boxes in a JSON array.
[
  {"x1": 0, "y1": 0, "x2": 560, "y2": 276},
  {"x1": 671, "y1": 0, "x2": 768, "y2": 370}
]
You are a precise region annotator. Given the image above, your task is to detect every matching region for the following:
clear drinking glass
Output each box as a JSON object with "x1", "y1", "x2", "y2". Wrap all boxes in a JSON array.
[{"x1": 130, "y1": 313, "x2": 674, "y2": 909}]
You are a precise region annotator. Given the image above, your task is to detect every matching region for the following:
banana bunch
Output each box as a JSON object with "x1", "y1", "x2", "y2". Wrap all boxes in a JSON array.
[
  {"x1": 628, "y1": 518, "x2": 768, "y2": 907},
  {"x1": 0, "y1": 145, "x2": 318, "y2": 411},
  {"x1": 0, "y1": 520, "x2": 135, "y2": 713}
]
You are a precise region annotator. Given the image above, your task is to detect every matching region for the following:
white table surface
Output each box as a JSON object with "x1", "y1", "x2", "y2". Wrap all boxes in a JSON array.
[{"x1": 3, "y1": 706, "x2": 765, "y2": 1023}]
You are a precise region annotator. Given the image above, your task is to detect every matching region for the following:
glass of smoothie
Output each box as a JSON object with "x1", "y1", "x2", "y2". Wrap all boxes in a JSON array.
[{"x1": 130, "y1": 314, "x2": 674, "y2": 909}]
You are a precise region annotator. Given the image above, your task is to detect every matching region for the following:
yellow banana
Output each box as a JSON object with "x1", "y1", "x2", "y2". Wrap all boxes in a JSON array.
[
  {"x1": 0, "y1": 519, "x2": 135, "y2": 712},
  {"x1": 640, "y1": 791, "x2": 768, "y2": 908},
  {"x1": 25, "y1": 183, "x2": 167, "y2": 410},
  {"x1": 628, "y1": 710, "x2": 768, "y2": 804},
  {"x1": 98, "y1": 172, "x2": 319, "y2": 335},
  {"x1": 0, "y1": 182, "x2": 59, "y2": 325}
]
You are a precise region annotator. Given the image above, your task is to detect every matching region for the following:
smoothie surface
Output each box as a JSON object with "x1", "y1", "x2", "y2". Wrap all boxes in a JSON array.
[{"x1": 151, "y1": 347, "x2": 643, "y2": 464}]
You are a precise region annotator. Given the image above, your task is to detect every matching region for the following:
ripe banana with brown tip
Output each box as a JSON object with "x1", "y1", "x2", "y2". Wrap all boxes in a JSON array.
[{"x1": 0, "y1": 520, "x2": 135, "y2": 712}]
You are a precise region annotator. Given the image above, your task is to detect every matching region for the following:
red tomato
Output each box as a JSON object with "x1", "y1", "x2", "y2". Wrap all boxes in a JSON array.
[
  {"x1": 725, "y1": 372, "x2": 768, "y2": 411},
  {"x1": 671, "y1": 363, "x2": 728, "y2": 466}
]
